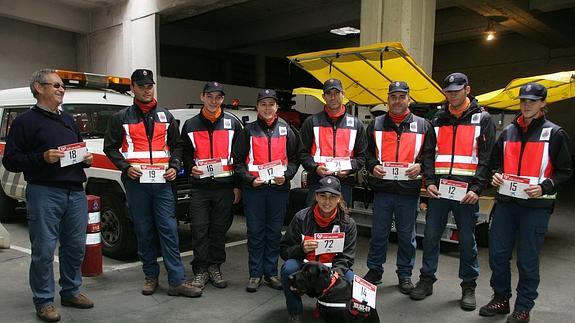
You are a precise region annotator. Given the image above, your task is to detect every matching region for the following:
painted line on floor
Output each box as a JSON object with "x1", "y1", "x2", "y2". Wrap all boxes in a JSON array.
[
  {"x1": 10, "y1": 245, "x2": 60, "y2": 263},
  {"x1": 103, "y1": 238, "x2": 249, "y2": 272}
]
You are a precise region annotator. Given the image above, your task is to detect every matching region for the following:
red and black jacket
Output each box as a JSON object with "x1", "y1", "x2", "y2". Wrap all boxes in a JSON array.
[
  {"x1": 422, "y1": 97, "x2": 496, "y2": 195},
  {"x1": 181, "y1": 110, "x2": 242, "y2": 189},
  {"x1": 300, "y1": 109, "x2": 367, "y2": 187},
  {"x1": 233, "y1": 117, "x2": 301, "y2": 191},
  {"x1": 104, "y1": 103, "x2": 183, "y2": 180},
  {"x1": 366, "y1": 112, "x2": 434, "y2": 195},
  {"x1": 491, "y1": 115, "x2": 572, "y2": 208},
  {"x1": 280, "y1": 206, "x2": 357, "y2": 274}
]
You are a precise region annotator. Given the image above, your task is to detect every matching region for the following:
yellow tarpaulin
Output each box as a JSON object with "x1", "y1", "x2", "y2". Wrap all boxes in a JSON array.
[
  {"x1": 288, "y1": 42, "x2": 446, "y2": 105},
  {"x1": 477, "y1": 71, "x2": 575, "y2": 110},
  {"x1": 293, "y1": 87, "x2": 349, "y2": 105}
]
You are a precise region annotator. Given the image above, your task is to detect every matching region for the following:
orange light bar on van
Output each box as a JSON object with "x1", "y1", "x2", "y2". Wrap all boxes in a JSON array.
[{"x1": 55, "y1": 70, "x2": 131, "y2": 93}]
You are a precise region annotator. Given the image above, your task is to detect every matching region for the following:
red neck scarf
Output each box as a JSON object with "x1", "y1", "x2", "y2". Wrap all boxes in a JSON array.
[
  {"x1": 517, "y1": 111, "x2": 544, "y2": 133},
  {"x1": 202, "y1": 107, "x2": 222, "y2": 123},
  {"x1": 135, "y1": 98, "x2": 157, "y2": 114},
  {"x1": 324, "y1": 105, "x2": 346, "y2": 122},
  {"x1": 388, "y1": 109, "x2": 410, "y2": 124},
  {"x1": 448, "y1": 97, "x2": 470, "y2": 118},
  {"x1": 259, "y1": 115, "x2": 277, "y2": 127},
  {"x1": 313, "y1": 204, "x2": 337, "y2": 228}
]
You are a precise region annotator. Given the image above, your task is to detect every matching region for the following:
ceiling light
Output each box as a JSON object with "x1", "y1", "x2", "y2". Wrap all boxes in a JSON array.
[
  {"x1": 330, "y1": 27, "x2": 360, "y2": 36},
  {"x1": 484, "y1": 21, "x2": 496, "y2": 41}
]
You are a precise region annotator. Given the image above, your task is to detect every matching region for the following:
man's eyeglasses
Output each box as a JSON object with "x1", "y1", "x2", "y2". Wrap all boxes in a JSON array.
[{"x1": 41, "y1": 82, "x2": 66, "y2": 90}]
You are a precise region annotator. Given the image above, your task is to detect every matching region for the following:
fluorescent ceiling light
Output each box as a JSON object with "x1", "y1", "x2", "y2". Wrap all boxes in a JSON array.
[{"x1": 330, "y1": 27, "x2": 360, "y2": 36}]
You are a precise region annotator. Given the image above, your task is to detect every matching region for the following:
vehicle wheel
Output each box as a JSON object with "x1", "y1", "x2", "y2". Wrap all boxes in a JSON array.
[
  {"x1": 100, "y1": 194, "x2": 138, "y2": 260},
  {"x1": 0, "y1": 189, "x2": 17, "y2": 222},
  {"x1": 475, "y1": 223, "x2": 489, "y2": 248}
]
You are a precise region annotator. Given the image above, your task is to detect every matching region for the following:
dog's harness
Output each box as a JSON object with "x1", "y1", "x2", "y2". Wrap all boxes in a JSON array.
[{"x1": 313, "y1": 271, "x2": 348, "y2": 318}]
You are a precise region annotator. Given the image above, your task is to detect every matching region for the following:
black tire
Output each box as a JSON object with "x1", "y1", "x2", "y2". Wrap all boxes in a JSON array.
[
  {"x1": 475, "y1": 223, "x2": 489, "y2": 248},
  {"x1": 0, "y1": 188, "x2": 17, "y2": 223},
  {"x1": 100, "y1": 194, "x2": 138, "y2": 260}
]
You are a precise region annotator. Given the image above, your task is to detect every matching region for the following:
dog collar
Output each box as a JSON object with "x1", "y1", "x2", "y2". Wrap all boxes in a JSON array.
[{"x1": 320, "y1": 271, "x2": 340, "y2": 298}]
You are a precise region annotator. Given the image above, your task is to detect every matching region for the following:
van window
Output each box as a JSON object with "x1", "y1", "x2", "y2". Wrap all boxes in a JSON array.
[
  {"x1": 62, "y1": 104, "x2": 127, "y2": 139},
  {"x1": 0, "y1": 106, "x2": 32, "y2": 140}
]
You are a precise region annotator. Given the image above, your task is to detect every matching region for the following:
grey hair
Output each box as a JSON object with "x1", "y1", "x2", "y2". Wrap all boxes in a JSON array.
[{"x1": 29, "y1": 69, "x2": 58, "y2": 98}]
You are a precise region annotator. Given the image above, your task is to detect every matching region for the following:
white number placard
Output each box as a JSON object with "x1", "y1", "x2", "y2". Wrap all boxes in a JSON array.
[
  {"x1": 498, "y1": 174, "x2": 530, "y2": 199},
  {"x1": 59, "y1": 142, "x2": 87, "y2": 167},
  {"x1": 438, "y1": 179, "x2": 468, "y2": 201},
  {"x1": 196, "y1": 158, "x2": 224, "y2": 178},
  {"x1": 139, "y1": 165, "x2": 166, "y2": 183},
  {"x1": 352, "y1": 275, "x2": 377, "y2": 308},
  {"x1": 258, "y1": 160, "x2": 284, "y2": 181},
  {"x1": 325, "y1": 157, "x2": 352, "y2": 172},
  {"x1": 382, "y1": 162, "x2": 410, "y2": 181},
  {"x1": 314, "y1": 232, "x2": 345, "y2": 255}
]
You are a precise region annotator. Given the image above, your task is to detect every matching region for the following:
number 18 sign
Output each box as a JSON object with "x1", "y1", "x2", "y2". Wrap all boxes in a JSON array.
[{"x1": 58, "y1": 142, "x2": 87, "y2": 167}]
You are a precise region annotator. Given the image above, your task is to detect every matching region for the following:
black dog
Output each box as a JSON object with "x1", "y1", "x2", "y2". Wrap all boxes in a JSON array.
[{"x1": 289, "y1": 262, "x2": 380, "y2": 323}]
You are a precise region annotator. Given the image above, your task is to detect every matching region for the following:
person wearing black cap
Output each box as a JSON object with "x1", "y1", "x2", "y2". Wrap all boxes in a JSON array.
[
  {"x1": 411, "y1": 72, "x2": 496, "y2": 311},
  {"x1": 104, "y1": 69, "x2": 200, "y2": 298},
  {"x1": 233, "y1": 89, "x2": 301, "y2": 292},
  {"x1": 181, "y1": 81, "x2": 243, "y2": 294},
  {"x1": 479, "y1": 82, "x2": 572, "y2": 323},
  {"x1": 362, "y1": 81, "x2": 434, "y2": 294},
  {"x1": 299, "y1": 78, "x2": 367, "y2": 208},
  {"x1": 280, "y1": 176, "x2": 357, "y2": 322}
]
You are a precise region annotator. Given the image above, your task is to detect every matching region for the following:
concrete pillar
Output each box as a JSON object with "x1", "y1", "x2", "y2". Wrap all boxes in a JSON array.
[{"x1": 360, "y1": 0, "x2": 436, "y2": 75}]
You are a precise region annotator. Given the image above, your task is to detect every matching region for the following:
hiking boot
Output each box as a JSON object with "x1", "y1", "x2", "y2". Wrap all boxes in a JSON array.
[
  {"x1": 410, "y1": 277, "x2": 434, "y2": 300},
  {"x1": 141, "y1": 277, "x2": 158, "y2": 295},
  {"x1": 506, "y1": 310, "x2": 530, "y2": 323},
  {"x1": 398, "y1": 279, "x2": 415, "y2": 295},
  {"x1": 208, "y1": 264, "x2": 228, "y2": 288},
  {"x1": 36, "y1": 304, "x2": 61, "y2": 322},
  {"x1": 264, "y1": 276, "x2": 283, "y2": 290},
  {"x1": 479, "y1": 295, "x2": 510, "y2": 316},
  {"x1": 460, "y1": 282, "x2": 476, "y2": 311},
  {"x1": 192, "y1": 271, "x2": 210, "y2": 290},
  {"x1": 246, "y1": 277, "x2": 262, "y2": 292},
  {"x1": 288, "y1": 313, "x2": 303, "y2": 323},
  {"x1": 61, "y1": 293, "x2": 94, "y2": 309},
  {"x1": 363, "y1": 269, "x2": 383, "y2": 285},
  {"x1": 168, "y1": 281, "x2": 202, "y2": 298}
]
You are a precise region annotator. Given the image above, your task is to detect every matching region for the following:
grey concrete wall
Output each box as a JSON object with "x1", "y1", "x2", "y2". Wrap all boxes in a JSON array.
[{"x1": 0, "y1": 16, "x2": 77, "y2": 90}]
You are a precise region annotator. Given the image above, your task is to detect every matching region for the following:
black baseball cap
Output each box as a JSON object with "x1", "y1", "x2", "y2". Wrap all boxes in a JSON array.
[
  {"x1": 257, "y1": 89, "x2": 278, "y2": 102},
  {"x1": 518, "y1": 82, "x2": 547, "y2": 101},
  {"x1": 131, "y1": 69, "x2": 155, "y2": 85},
  {"x1": 315, "y1": 176, "x2": 341, "y2": 195},
  {"x1": 203, "y1": 81, "x2": 225, "y2": 95},
  {"x1": 388, "y1": 81, "x2": 410, "y2": 94},
  {"x1": 443, "y1": 72, "x2": 469, "y2": 91},
  {"x1": 323, "y1": 78, "x2": 344, "y2": 93}
]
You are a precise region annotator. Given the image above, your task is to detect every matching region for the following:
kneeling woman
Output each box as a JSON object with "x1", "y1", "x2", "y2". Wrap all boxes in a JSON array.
[{"x1": 280, "y1": 176, "x2": 357, "y2": 322}]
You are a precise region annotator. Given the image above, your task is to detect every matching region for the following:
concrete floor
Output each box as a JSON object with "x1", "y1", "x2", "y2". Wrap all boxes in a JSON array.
[{"x1": 1, "y1": 183, "x2": 575, "y2": 322}]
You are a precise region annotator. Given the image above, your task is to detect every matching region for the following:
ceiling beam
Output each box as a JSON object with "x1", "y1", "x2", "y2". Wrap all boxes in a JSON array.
[
  {"x1": 457, "y1": 0, "x2": 573, "y2": 47},
  {"x1": 0, "y1": 0, "x2": 90, "y2": 33}
]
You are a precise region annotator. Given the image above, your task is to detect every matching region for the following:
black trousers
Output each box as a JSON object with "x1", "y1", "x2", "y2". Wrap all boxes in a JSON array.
[{"x1": 189, "y1": 188, "x2": 234, "y2": 273}]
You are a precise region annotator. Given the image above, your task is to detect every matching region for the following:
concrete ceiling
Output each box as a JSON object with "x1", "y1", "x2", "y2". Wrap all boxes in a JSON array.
[
  {"x1": 52, "y1": 0, "x2": 122, "y2": 10},
  {"x1": 160, "y1": 0, "x2": 575, "y2": 57}
]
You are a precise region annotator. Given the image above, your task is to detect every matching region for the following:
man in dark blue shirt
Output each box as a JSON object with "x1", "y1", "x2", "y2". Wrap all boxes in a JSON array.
[{"x1": 3, "y1": 69, "x2": 94, "y2": 322}]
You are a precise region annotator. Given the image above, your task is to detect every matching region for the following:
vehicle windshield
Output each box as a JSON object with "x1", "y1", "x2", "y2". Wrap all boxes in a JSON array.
[{"x1": 62, "y1": 104, "x2": 127, "y2": 139}]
